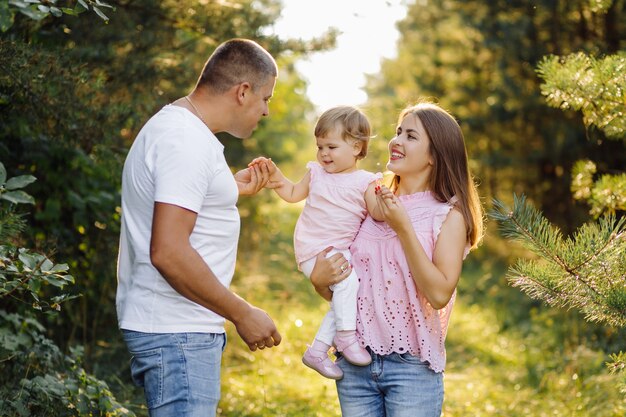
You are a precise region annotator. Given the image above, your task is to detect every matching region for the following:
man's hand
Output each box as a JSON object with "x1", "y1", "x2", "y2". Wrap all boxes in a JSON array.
[
  {"x1": 234, "y1": 163, "x2": 270, "y2": 195},
  {"x1": 233, "y1": 305, "x2": 282, "y2": 351},
  {"x1": 247, "y1": 157, "x2": 284, "y2": 189}
]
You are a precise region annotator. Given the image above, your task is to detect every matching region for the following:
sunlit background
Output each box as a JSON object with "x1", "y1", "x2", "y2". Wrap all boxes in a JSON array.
[
  {"x1": 271, "y1": 0, "x2": 407, "y2": 110},
  {"x1": 1, "y1": 1, "x2": 624, "y2": 416}
]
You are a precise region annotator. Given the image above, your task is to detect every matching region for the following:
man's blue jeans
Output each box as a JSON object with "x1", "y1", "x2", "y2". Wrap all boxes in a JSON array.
[
  {"x1": 122, "y1": 330, "x2": 226, "y2": 417},
  {"x1": 336, "y1": 350, "x2": 444, "y2": 417}
]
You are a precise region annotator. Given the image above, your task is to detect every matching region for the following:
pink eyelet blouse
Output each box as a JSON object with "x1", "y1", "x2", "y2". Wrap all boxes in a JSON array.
[{"x1": 351, "y1": 191, "x2": 468, "y2": 373}]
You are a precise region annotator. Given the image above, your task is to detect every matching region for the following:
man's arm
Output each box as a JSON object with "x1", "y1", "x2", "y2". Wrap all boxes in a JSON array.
[{"x1": 150, "y1": 202, "x2": 281, "y2": 350}]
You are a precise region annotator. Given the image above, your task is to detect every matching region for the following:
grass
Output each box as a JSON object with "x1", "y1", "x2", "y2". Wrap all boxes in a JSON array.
[
  {"x1": 214, "y1": 249, "x2": 626, "y2": 417},
  {"x1": 109, "y1": 212, "x2": 625, "y2": 416}
]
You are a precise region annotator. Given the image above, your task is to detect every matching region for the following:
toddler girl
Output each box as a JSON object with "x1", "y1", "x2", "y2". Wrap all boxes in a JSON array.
[{"x1": 251, "y1": 105, "x2": 382, "y2": 379}]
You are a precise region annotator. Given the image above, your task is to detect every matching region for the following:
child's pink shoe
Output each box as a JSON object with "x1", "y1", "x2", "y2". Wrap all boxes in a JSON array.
[
  {"x1": 334, "y1": 335, "x2": 371, "y2": 366},
  {"x1": 302, "y1": 346, "x2": 343, "y2": 380}
]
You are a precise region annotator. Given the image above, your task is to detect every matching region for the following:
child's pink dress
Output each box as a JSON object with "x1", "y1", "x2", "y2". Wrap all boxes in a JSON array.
[{"x1": 294, "y1": 161, "x2": 381, "y2": 266}]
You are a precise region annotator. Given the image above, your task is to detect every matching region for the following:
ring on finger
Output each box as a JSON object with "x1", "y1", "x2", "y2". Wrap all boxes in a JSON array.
[{"x1": 340, "y1": 264, "x2": 346, "y2": 272}]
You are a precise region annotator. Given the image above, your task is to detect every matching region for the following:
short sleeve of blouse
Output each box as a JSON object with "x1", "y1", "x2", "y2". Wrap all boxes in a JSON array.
[
  {"x1": 305, "y1": 161, "x2": 321, "y2": 180},
  {"x1": 432, "y1": 202, "x2": 471, "y2": 260}
]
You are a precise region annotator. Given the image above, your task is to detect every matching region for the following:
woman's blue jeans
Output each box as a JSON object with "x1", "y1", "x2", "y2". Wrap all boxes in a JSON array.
[
  {"x1": 336, "y1": 349, "x2": 444, "y2": 417},
  {"x1": 122, "y1": 330, "x2": 226, "y2": 417}
]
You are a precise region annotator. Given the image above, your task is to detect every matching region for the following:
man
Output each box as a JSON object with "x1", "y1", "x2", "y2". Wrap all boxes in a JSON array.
[{"x1": 116, "y1": 38, "x2": 282, "y2": 417}]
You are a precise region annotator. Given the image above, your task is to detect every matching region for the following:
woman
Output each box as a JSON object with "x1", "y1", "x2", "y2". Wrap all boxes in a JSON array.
[{"x1": 309, "y1": 101, "x2": 483, "y2": 417}]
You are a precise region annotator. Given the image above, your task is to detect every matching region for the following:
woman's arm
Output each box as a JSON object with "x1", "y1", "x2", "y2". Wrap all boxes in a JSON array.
[
  {"x1": 308, "y1": 247, "x2": 352, "y2": 301},
  {"x1": 376, "y1": 186, "x2": 467, "y2": 309}
]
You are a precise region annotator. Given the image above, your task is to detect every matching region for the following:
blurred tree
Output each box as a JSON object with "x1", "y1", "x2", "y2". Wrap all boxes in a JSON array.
[
  {"x1": 363, "y1": 0, "x2": 625, "y2": 232},
  {"x1": 490, "y1": 13, "x2": 625, "y2": 393},
  {"x1": 0, "y1": 162, "x2": 133, "y2": 416},
  {"x1": 0, "y1": 0, "x2": 333, "y2": 373},
  {"x1": 361, "y1": 0, "x2": 626, "y2": 398}
]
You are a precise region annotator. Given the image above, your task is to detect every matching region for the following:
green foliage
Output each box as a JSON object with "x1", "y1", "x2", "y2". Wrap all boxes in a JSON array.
[
  {"x1": 572, "y1": 159, "x2": 626, "y2": 217},
  {"x1": 608, "y1": 351, "x2": 626, "y2": 395},
  {"x1": 1, "y1": 0, "x2": 113, "y2": 32},
  {"x1": 491, "y1": 194, "x2": 626, "y2": 328},
  {"x1": 0, "y1": 0, "x2": 334, "y2": 356},
  {"x1": 0, "y1": 162, "x2": 78, "y2": 313},
  {"x1": 537, "y1": 52, "x2": 626, "y2": 140},
  {"x1": 364, "y1": 0, "x2": 625, "y2": 232},
  {"x1": 208, "y1": 228, "x2": 626, "y2": 416},
  {"x1": 0, "y1": 163, "x2": 35, "y2": 205},
  {"x1": 0, "y1": 311, "x2": 135, "y2": 417},
  {"x1": 0, "y1": 246, "x2": 78, "y2": 312},
  {"x1": 0, "y1": 162, "x2": 133, "y2": 416},
  {"x1": 0, "y1": 162, "x2": 29, "y2": 243}
]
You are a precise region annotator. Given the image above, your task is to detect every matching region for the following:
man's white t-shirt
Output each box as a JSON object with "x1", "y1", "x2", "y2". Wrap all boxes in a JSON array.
[{"x1": 116, "y1": 105, "x2": 240, "y2": 333}]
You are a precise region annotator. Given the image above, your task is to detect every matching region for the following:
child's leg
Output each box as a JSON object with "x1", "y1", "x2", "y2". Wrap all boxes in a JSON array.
[
  {"x1": 314, "y1": 310, "x2": 336, "y2": 347},
  {"x1": 299, "y1": 256, "x2": 343, "y2": 379},
  {"x1": 328, "y1": 249, "x2": 358, "y2": 331},
  {"x1": 329, "y1": 268, "x2": 359, "y2": 332},
  {"x1": 330, "y1": 250, "x2": 371, "y2": 366}
]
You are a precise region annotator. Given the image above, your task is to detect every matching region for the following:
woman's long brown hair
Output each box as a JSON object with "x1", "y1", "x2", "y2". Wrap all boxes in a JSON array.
[{"x1": 390, "y1": 102, "x2": 484, "y2": 249}]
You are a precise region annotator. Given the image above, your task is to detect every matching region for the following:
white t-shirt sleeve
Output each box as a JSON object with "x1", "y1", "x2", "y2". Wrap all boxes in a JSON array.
[{"x1": 150, "y1": 125, "x2": 216, "y2": 213}]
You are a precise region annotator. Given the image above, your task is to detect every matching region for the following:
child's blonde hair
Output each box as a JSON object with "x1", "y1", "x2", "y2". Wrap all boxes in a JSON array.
[{"x1": 314, "y1": 106, "x2": 372, "y2": 160}]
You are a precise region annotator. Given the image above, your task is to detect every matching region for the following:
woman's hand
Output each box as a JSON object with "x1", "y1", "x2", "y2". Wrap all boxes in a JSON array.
[
  {"x1": 309, "y1": 247, "x2": 352, "y2": 301},
  {"x1": 375, "y1": 185, "x2": 411, "y2": 233}
]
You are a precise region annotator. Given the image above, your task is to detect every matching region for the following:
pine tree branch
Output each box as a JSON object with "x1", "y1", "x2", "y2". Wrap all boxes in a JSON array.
[
  {"x1": 491, "y1": 196, "x2": 626, "y2": 327},
  {"x1": 491, "y1": 196, "x2": 603, "y2": 296}
]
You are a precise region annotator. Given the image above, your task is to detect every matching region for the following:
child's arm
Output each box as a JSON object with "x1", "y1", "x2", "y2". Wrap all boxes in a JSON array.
[
  {"x1": 364, "y1": 180, "x2": 384, "y2": 221},
  {"x1": 248, "y1": 157, "x2": 311, "y2": 203}
]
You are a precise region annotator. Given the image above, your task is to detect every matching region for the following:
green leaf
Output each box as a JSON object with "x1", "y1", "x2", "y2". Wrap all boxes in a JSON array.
[
  {"x1": 40, "y1": 258, "x2": 53, "y2": 272},
  {"x1": 0, "y1": 1, "x2": 14, "y2": 33},
  {"x1": 16, "y1": 6, "x2": 47, "y2": 20},
  {"x1": 92, "y1": 5, "x2": 109, "y2": 21},
  {"x1": 77, "y1": 0, "x2": 89, "y2": 9},
  {"x1": 1, "y1": 190, "x2": 35, "y2": 205},
  {"x1": 5, "y1": 175, "x2": 36, "y2": 190},
  {"x1": 0, "y1": 163, "x2": 6, "y2": 184},
  {"x1": 95, "y1": 0, "x2": 114, "y2": 9},
  {"x1": 44, "y1": 275, "x2": 69, "y2": 288},
  {"x1": 29, "y1": 277, "x2": 42, "y2": 293},
  {"x1": 49, "y1": 6, "x2": 62, "y2": 17},
  {"x1": 18, "y1": 251, "x2": 40, "y2": 269},
  {"x1": 8, "y1": 0, "x2": 30, "y2": 8},
  {"x1": 61, "y1": 7, "x2": 77, "y2": 15},
  {"x1": 50, "y1": 263, "x2": 69, "y2": 273}
]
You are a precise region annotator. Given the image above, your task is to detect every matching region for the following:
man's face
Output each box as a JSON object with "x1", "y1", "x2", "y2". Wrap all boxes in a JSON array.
[{"x1": 234, "y1": 76, "x2": 276, "y2": 139}]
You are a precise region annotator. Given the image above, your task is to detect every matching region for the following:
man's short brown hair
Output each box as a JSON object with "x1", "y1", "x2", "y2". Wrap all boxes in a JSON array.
[{"x1": 197, "y1": 38, "x2": 277, "y2": 93}]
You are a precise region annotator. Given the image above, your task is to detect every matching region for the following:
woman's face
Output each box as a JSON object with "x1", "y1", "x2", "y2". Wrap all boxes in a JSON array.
[{"x1": 386, "y1": 113, "x2": 433, "y2": 179}]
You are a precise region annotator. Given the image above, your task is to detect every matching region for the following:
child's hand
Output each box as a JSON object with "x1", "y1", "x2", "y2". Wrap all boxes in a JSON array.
[
  {"x1": 247, "y1": 156, "x2": 283, "y2": 189},
  {"x1": 248, "y1": 156, "x2": 278, "y2": 177}
]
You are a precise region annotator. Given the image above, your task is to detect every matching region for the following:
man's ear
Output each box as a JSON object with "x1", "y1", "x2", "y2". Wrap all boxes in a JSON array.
[{"x1": 235, "y1": 82, "x2": 252, "y2": 104}]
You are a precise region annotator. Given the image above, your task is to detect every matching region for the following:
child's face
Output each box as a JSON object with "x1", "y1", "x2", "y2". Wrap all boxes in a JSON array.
[{"x1": 316, "y1": 126, "x2": 361, "y2": 174}]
